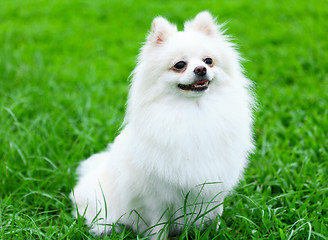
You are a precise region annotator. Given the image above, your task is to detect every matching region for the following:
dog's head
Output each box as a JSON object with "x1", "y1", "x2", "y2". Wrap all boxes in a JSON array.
[{"x1": 131, "y1": 11, "x2": 244, "y2": 101}]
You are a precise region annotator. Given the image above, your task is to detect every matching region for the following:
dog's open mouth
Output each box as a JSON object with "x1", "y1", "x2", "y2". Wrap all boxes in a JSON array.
[{"x1": 178, "y1": 80, "x2": 210, "y2": 92}]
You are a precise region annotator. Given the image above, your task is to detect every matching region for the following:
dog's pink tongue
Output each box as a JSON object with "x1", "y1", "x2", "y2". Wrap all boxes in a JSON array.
[{"x1": 195, "y1": 80, "x2": 207, "y2": 85}]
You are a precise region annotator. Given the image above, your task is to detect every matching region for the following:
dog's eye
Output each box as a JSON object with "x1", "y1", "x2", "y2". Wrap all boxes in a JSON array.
[
  {"x1": 204, "y1": 58, "x2": 213, "y2": 65},
  {"x1": 173, "y1": 61, "x2": 187, "y2": 70}
]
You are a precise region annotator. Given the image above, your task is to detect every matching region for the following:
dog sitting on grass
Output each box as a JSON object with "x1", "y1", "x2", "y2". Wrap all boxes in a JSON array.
[{"x1": 71, "y1": 11, "x2": 255, "y2": 239}]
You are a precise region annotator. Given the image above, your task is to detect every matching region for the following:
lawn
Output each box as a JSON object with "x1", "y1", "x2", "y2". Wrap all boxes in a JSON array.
[{"x1": 1, "y1": 0, "x2": 327, "y2": 239}]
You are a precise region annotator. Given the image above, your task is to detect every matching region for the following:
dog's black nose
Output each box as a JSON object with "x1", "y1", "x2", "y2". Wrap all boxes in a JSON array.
[{"x1": 194, "y1": 66, "x2": 207, "y2": 76}]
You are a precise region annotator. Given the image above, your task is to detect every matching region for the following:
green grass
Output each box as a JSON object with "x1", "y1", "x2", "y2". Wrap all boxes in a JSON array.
[{"x1": 1, "y1": 0, "x2": 327, "y2": 239}]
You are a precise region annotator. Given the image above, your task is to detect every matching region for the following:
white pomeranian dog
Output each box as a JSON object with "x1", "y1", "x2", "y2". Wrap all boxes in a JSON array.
[{"x1": 71, "y1": 11, "x2": 255, "y2": 239}]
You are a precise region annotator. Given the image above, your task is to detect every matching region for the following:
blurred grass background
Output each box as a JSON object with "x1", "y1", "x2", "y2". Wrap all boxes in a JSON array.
[{"x1": 0, "y1": 0, "x2": 327, "y2": 239}]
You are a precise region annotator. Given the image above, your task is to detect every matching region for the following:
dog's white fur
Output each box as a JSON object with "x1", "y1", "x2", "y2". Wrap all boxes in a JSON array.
[{"x1": 70, "y1": 11, "x2": 255, "y2": 239}]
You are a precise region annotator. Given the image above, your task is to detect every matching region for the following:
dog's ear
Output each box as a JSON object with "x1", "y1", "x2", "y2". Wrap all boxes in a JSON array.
[
  {"x1": 184, "y1": 11, "x2": 219, "y2": 36},
  {"x1": 148, "y1": 17, "x2": 177, "y2": 45}
]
